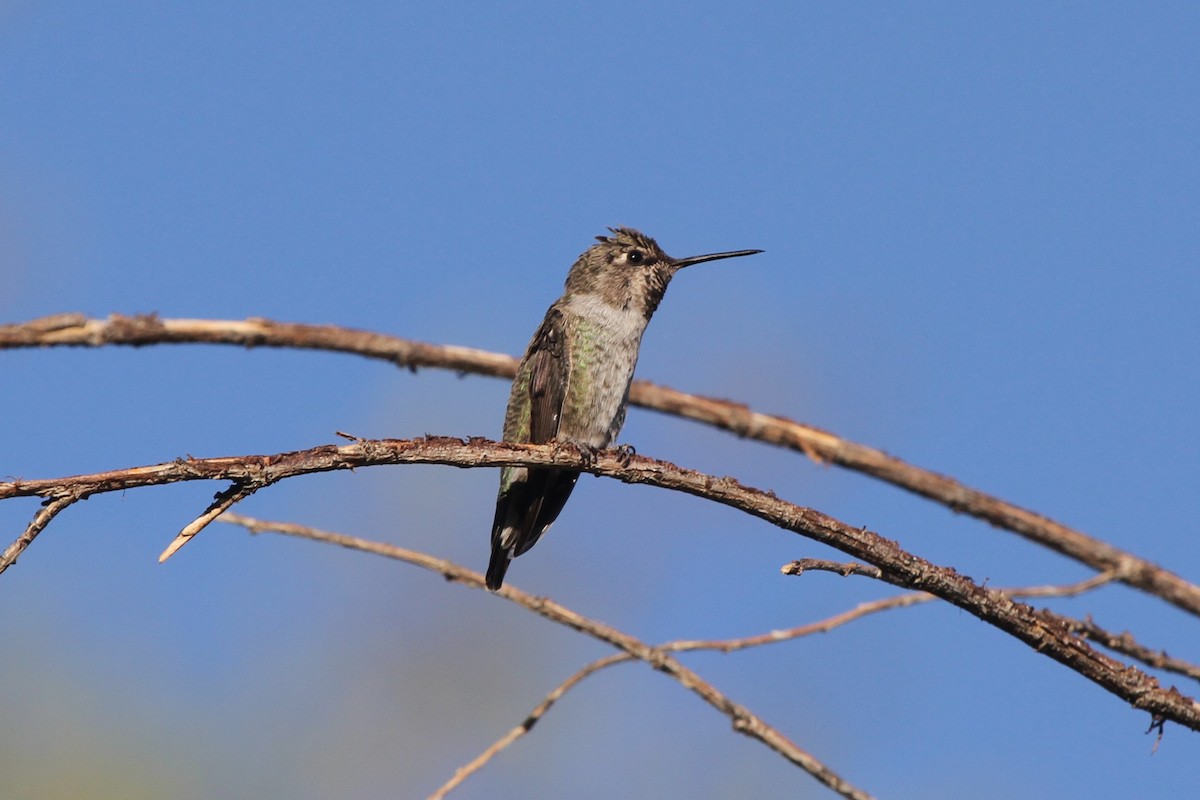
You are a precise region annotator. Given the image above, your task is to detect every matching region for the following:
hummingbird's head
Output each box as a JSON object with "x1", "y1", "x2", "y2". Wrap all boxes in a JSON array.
[{"x1": 563, "y1": 227, "x2": 761, "y2": 317}]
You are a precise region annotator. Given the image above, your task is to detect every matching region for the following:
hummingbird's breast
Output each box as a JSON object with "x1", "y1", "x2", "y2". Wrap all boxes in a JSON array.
[{"x1": 558, "y1": 294, "x2": 649, "y2": 448}]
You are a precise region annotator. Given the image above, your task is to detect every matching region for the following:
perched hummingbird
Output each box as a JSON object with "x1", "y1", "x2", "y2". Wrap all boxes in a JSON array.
[{"x1": 486, "y1": 227, "x2": 761, "y2": 590}]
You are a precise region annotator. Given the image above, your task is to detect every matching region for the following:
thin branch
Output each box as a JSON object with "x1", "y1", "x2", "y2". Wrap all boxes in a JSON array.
[
  {"x1": 1061, "y1": 618, "x2": 1200, "y2": 684},
  {"x1": 431, "y1": 590, "x2": 939, "y2": 796},
  {"x1": 782, "y1": 558, "x2": 1120, "y2": 598},
  {"x1": 431, "y1": 594, "x2": 958, "y2": 797},
  {"x1": 428, "y1": 653, "x2": 629, "y2": 800},
  {"x1": 0, "y1": 495, "x2": 74, "y2": 569},
  {"x1": 159, "y1": 481, "x2": 265, "y2": 562},
  {"x1": 2, "y1": 313, "x2": 1195, "y2": 618},
  {"x1": 782, "y1": 558, "x2": 885, "y2": 580},
  {"x1": 0, "y1": 313, "x2": 515, "y2": 375},
  {"x1": 2, "y1": 436, "x2": 1197, "y2": 729},
  {"x1": 676, "y1": 570, "x2": 1118, "y2": 654},
  {"x1": 219, "y1": 513, "x2": 872, "y2": 800},
  {"x1": 784, "y1": 561, "x2": 1200, "y2": 684},
  {"x1": 224, "y1": 520, "x2": 1118, "y2": 799}
]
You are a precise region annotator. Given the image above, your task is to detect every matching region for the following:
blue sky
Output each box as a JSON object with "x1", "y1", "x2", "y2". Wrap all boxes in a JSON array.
[{"x1": 2, "y1": 3, "x2": 1198, "y2": 798}]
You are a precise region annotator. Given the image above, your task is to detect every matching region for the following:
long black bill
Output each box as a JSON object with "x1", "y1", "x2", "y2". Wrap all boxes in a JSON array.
[{"x1": 670, "y1": 248, "x2": 763, "y2": 268}]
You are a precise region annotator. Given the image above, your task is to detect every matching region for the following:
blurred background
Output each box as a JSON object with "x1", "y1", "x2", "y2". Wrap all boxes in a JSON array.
[{"x1": 2, "y1": 3, "x2": 1198, "y2": 798}]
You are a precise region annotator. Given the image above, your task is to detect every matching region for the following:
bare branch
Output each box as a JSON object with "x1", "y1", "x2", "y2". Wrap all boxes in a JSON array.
[
  {"x1": 0, "y1": 313, "x2": 514, "y2": 375},
  {"x1": 432, "y1": 583, "x2": 955, "y2": 797},
  {"x1": 1062, "y1": 618, "x2": 1200, "y2": 684},
  {"x1": 223, "y1": 520, "x2": 1131, "y2": 800},
  {"x1": 2, "y1": 313, "x2": 1195, "y2": 618},
  {"x1": 437, "y1": 573, "x2": 1117, "y2": 799},
  {"x1": 428, "y1": 653, "x2": 629, "y2": 800},
  {"x1": 1, "y1": 496, "x2": 74, "y2": 569},
  {"x1": 220, "y1": 513, "x2": 872, "y2": 800},
  {"x1": 2, "y1": 436, "x2": 1196, "y2": 729},
  {"x1": 782, "y1": 558, "x2": 884, "y2": 580},
  {"x1": 784, "y1": 561, "x2": 1200, "y2": 684},
  {"x1": 159, "y1": 481, "x2": 265, "y2": 562}
]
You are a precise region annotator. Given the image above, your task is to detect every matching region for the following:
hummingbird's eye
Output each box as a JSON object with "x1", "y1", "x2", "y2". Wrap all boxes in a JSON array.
[{"x1": 627, "y1": 250, "x2": 645, "y2": 265}]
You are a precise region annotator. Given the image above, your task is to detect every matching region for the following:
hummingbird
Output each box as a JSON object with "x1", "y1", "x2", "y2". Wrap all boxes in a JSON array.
[{"x1": 486, "y1": 227, "x2": 762, "y2": 590}]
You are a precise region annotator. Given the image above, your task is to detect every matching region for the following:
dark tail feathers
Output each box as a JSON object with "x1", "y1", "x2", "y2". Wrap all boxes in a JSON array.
[{"x1": 486, "y1": 546, "x2": 511, "y2": 591}]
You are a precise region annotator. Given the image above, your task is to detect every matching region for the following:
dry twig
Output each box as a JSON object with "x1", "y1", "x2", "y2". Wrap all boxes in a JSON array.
[
  {"x1": 427, "y1": 653, "x2": 629, "y2": 800},
  {"x1": 274, "y1": 532, "x2": 1104, "y2": 800},
  {"x1": 159, "y1": 481, "x2": 264, "y2": 562},
  {"x1": 218, "y1": 513, "x2": 871, "y2": 800},
  {"x1": 785, "y1": 561, "x2": 1200, "y2": 683}
]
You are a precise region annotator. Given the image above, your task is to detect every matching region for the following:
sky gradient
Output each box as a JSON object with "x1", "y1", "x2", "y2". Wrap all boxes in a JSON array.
[{"x1": 2, "y1": 3, "x2": 1199, "y2": 798}]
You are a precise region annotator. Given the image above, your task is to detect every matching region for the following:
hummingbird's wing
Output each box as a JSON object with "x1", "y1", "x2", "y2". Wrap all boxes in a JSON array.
[
  {"x1": 513, "y1": 316, "x2": 581, "y2": 553},
  {"x1": 487, "y1": 310, "x2": 580, "y2": 590},
  {"x1": 526, "y1": 317, "x2": 566, "y2": 444}
]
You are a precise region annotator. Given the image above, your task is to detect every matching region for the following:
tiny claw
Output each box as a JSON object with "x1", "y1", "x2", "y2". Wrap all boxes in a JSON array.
[
  {"x1": 614, "y1": 444, "x2": 636, "y2": 466},
  {"x1": 573, "y1": 442, "x2": 600, "y2": 468}
]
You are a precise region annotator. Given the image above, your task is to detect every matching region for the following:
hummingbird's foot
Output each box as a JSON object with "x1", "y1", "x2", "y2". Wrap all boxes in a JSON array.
[
  {"x1": 558, "y1": 440, "x2": 600, "y2": 468},
  {"x1": 613, "y1": 443, "x2": 637, "y2": 466}
]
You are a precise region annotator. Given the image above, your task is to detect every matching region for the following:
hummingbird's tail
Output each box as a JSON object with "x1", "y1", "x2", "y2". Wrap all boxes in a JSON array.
[
  {"x1": 488, "y1": 468, "x2": 579, "y2": 591},
  {"x1": 485, "y1": 545, "x2": 511, "y2": 591}
]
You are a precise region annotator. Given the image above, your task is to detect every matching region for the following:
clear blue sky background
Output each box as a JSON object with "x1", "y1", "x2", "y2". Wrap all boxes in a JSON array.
[{"x1": 2, "y1": 3, "x2": 1198, "y2": 798}]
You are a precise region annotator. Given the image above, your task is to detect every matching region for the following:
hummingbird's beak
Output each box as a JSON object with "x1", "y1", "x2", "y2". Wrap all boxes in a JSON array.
[{"x1": 670, "y1": 248, "x2": 763, "y2": 269}]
